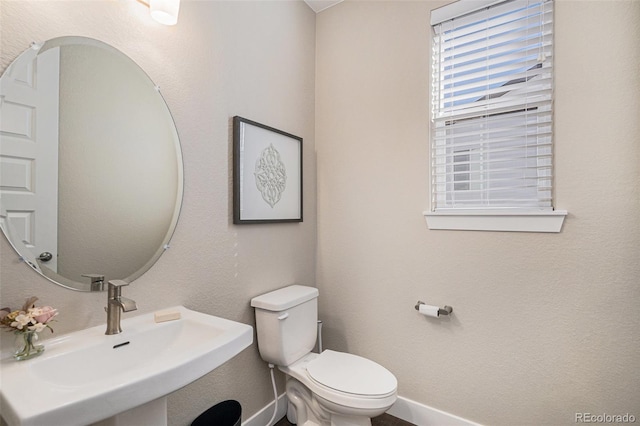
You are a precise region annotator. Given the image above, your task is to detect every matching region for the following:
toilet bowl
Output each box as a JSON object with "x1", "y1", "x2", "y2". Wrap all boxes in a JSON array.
[
  {"x1": 251, "y1": 285, "x2": 398, "y2": 426},
  {"x1": 282, "y1": 351, "x2": 397, "y2": 425}
]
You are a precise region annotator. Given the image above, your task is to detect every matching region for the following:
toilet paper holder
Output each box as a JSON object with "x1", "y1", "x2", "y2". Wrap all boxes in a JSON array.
[{"x1": 415, "y1": 301, "x2": 453, "y2": 316}]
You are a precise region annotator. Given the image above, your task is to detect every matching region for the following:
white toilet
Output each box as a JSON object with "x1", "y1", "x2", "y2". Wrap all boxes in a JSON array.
[{"x1": 251, "y1": 285, "x2": 397, "y2": 426}]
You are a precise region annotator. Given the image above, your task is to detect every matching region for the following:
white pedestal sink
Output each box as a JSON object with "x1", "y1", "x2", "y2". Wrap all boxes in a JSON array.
[{"x1": 0, "y1": 306, "x2": 253, "y2": 426}]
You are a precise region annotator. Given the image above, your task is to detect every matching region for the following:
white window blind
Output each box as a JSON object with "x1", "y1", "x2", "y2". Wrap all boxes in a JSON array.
[{"x1": 431, "y1": 0, "x2": 554, "y2": 210}]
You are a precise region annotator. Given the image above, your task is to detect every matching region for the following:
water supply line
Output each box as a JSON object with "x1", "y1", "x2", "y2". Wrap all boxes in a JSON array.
[
  {"x1": 266, "y1": 363, "x2": 278, "y2": 426},
  {"x1": 317, "y1": 320, "x2": 323, "y2": 353}
]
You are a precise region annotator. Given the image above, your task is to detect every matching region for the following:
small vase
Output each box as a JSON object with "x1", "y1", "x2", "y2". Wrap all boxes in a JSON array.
[{"x1": 13, "y1": 330, "x2": 45, "y2": 361}]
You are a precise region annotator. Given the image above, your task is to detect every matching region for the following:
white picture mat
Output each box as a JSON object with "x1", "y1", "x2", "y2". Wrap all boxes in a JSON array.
[{"x1": 239, "y1": 122, "x2": 301, "y2": 220}]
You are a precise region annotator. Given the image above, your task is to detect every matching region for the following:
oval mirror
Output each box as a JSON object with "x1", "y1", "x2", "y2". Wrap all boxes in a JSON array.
[{"x1": 0, "y1": 36, "x2": 183, "y2": 291}]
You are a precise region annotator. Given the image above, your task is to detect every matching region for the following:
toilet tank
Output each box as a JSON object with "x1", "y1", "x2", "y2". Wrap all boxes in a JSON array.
[{"x1": 251, "y1": 285, "x2": 319, "y2": 366}]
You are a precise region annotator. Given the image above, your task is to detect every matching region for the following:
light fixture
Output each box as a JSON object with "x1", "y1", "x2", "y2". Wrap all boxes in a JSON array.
[{"x1": 149, "y1": 0, "x2": 180, "y2": 25}]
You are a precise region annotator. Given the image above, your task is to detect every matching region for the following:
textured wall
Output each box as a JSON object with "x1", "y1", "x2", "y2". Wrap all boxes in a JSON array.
[
  {"x1": 0, "y1": 1, "x2": 316, "y2": 425},
  {"x1": 315, "y1": 1, "x2": 640, "y2": 425}
]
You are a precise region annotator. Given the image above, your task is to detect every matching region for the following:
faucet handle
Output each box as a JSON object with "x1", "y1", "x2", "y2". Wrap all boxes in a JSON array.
[
  {"x1": 107, "y1": 280, "x2": 129, "y2": 297},
  {"x1": 108, "y1": 280, "x2": 129, "y2": 288}
]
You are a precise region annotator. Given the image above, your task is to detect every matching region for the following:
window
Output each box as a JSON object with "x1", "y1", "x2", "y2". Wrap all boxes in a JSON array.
[{"x1": 424, "y1": 0, "x2": 566, "y2": 232}]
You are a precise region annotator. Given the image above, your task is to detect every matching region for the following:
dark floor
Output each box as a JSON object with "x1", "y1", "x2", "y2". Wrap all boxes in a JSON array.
[{"x1": 274, "y1": 412, "x2": 415, "y2": 426}]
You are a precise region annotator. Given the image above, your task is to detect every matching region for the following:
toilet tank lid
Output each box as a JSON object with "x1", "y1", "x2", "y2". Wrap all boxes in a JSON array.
[{"x1": 251, "y1": 285, "x2": 319, "y2": 311}]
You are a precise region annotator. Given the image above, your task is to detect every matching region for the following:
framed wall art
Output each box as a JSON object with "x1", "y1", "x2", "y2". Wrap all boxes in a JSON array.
[{"x1": 233, "y1": 116, "x2": 303, "y2": 224}]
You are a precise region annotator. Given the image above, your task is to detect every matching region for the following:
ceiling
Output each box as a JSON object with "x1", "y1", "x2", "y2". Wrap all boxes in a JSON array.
[{"x1": 303, "y1": 0, "x2": 344, "y2": 13}]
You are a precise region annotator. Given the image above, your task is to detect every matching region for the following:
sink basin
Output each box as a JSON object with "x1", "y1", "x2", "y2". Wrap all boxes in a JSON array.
[{"x1": 0, "y1": 306, "x2": 253, "y2": 426}]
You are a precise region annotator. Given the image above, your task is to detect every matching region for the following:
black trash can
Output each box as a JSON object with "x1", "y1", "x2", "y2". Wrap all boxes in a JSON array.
[{"x1": 191, "y1": 400, "x2": 242, "y2": 426}]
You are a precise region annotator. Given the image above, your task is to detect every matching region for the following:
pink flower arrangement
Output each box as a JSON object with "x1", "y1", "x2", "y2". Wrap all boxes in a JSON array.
[{"x1": 0, "y1": 296, "x2": 58, "y2": 334}]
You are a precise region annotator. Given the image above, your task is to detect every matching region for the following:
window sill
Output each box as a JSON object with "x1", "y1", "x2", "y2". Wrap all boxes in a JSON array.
[{"x1": 423, "y1": 210, "x2": 567, "y2": 233}]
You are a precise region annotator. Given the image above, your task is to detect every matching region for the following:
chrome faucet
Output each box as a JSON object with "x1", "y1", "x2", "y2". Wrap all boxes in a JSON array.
[{"x1": 105, "y1": 280, "x2": 137, "y2": 335}]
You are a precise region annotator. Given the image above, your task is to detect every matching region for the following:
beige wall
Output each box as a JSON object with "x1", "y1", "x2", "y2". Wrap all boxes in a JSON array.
[
  {"x1": 0, "y1": 1, "x2": 316, "y2": 425},
  {"x1": 316, "y1": 1, "x2": 639, "y2": 425}
]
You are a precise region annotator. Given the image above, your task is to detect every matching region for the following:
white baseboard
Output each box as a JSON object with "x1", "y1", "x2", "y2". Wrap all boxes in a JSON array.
[
  {"x1": 387, "y1": 396, "x2": 482, "y2": 426},
  {"x1": 243, "y1": 393, "x2": 288, "y2": 426},
  {"x1": 243, "y1": 394, "x2": 480, "y2": 426}
]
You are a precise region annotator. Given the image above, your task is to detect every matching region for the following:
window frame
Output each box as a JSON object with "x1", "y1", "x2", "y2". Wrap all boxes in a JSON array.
[{"x1": 425, "y1": 0, "x2": 566, "y2": 232}]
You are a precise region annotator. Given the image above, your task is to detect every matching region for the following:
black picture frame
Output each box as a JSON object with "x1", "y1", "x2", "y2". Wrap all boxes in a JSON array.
[{"x1": 233, "y1": 116, "x2": 303, "y2": 224}]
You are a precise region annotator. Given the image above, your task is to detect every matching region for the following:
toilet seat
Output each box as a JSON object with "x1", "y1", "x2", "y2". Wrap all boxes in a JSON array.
[
  {"x1": 282, "y1": 351, "x2": 397, "y2": 411},
  {"x1": 307, "y1": 350, "x2": 397, "y2": 397}
]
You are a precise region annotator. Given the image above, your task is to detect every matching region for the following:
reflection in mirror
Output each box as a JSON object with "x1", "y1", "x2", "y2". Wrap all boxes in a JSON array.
[{"x1": 0, "y1": 37, "x2": 183, "y2": 291}]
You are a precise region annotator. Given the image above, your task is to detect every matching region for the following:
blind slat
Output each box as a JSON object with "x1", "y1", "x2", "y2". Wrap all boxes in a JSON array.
[
  {"x1": 439, "y1": 71, "x2": 551, "y2": 105},
  {"x1": 442, "y1": 58, "x2": 546, "y2": 90},
  {"x1": 432, "y1": 146, "x2": 553, "y2": 161},
  {"x1": 433, "y1": 107, "x2": 551, "y2": 129},
  {"x1": 434, "y1": 124, "x2": 552, "y2": 142},
  {"x1": 437, "y1": 0, "x2": 547, "y2": 34},
  {"x1": 432, "y1": 155, "x2": 553, "y2": 170},
  {"x1": 438, "y1": 7, "x2": 553, "y2": 43},
  {"x1": 434, "y1": 44, "x2": 552, "y2": 78},
  {"x1": 435, "y1": 37, "x2": 553, "y2": 70},
  {"x1": 433, "y1": 89, "x2": 552, "y2": 120},
  {"x1": 439, "y1": 25, "x2": 553, "y2": 60}
]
